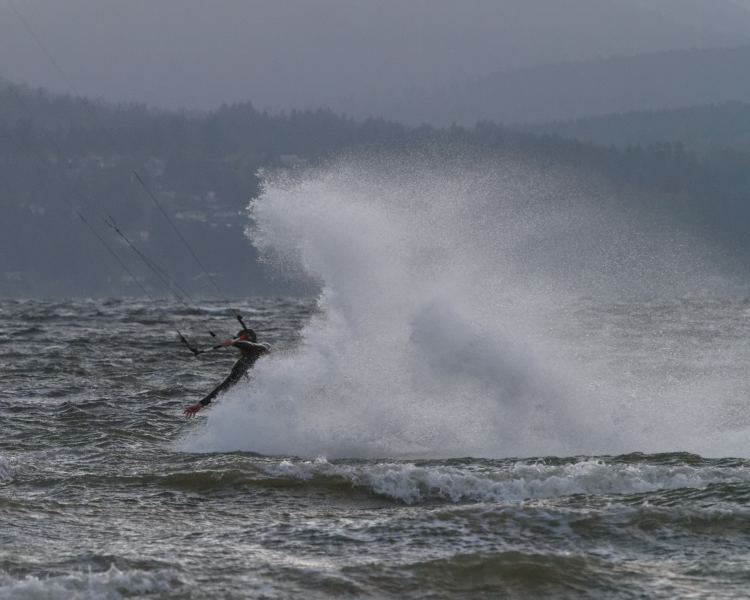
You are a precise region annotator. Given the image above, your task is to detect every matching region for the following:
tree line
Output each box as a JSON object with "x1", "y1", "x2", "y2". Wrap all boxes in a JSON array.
[{"x1": 1, "y1": 80, "x2": 748, "y2": 296}]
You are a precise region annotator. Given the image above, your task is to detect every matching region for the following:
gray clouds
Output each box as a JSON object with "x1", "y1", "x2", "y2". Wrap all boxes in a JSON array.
[{"x1": 2, "y1": 0, "x2": 750, "y2": 114}]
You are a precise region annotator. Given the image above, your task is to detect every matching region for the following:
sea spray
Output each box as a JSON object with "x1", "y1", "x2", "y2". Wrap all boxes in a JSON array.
[{"x1": 183, "y1": 150, "x2": 741, "y2": 458}]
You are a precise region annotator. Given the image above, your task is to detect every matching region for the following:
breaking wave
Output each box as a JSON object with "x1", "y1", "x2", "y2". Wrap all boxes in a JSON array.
[
  {"x1": 0, "y1": 565, "x2": 182, "y2": 600},
  {"x1": 261, "y1": 456, "x2": 750, "y2": 504},
  {"x1": 0, "y1": 457, "x2": 14, "y2": 482}
]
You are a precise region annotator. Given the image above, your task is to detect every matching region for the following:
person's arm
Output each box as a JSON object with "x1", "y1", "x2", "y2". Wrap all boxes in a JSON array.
[
  {"x1": 184, "y1": 382, "x2": 224, "y2": 417},
  {"x1": 183, "y1": 380, "x2": 229, "y2": 416},
  {"x1": 183, "y1": 350, "x2": 239, "y2": 417}
]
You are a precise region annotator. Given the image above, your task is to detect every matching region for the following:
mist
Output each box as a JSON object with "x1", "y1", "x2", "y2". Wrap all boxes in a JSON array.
[{"x1": 3, "y1": 0, "x2": 750, "y2": 118}]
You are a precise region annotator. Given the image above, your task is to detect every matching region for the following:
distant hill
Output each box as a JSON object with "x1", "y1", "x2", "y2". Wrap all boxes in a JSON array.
[
  {"x1": 526, "y1": 102, "x2": 750, "y2": 156},
  {"x1": 2, "y1": 81, "x2": 750, "y2": 296},
  {"x1": 363, "y1": 45, "x2": 750, "y2": 126}
]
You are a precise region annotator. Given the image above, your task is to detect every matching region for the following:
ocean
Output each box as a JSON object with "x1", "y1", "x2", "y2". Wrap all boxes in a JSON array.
[
  {"x1": 2, "y1": 296, "x2": 750, "y2": 599},
  {"x1": 4, "y1": 153, "x2": 750, "y2": 598}
]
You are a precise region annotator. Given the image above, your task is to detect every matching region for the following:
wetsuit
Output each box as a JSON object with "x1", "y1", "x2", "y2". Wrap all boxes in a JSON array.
[{"x1": 199, "y1": 340, "x2": 269, "y2": 407}]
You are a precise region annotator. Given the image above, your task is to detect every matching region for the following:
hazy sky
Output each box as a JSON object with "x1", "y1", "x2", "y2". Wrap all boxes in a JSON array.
[{"x1": 2, "y1": 0, "x2": 750, "y2": 113}]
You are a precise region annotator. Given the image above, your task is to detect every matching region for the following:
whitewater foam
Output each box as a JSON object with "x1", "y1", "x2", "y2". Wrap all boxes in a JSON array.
[
  {"x1": 0, "y1": 566, "x2": 181, "y2": 600},
  {"x1": 0, "y1": 457, "x2": 14, "y2": 482},
  {"x1": 262, "y1": 458, "x2": 750, "y2": 505}
]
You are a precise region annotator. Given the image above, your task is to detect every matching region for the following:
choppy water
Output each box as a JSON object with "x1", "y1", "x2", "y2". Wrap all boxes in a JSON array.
[{"x1": 2, "y1": 297, "x2": 750, "y2": 599}]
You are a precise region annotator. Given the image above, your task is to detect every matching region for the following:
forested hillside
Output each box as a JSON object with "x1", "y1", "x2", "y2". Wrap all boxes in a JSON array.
[
  {"x1": 2, "y1": 81, "x2": 749, "y2": 296},
  {"x1": 368, "y1": 45, "x2": 750, "y2": 126}
]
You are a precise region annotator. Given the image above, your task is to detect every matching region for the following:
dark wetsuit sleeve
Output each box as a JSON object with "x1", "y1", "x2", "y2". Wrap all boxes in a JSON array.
[{"x1": 199, "y1": 359, "x2": 249, "y2": 406}]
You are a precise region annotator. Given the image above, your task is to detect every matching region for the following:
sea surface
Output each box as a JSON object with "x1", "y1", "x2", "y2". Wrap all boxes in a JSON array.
[{"x1": 2, "y1": 297, "x2": 750, "y2": 599}]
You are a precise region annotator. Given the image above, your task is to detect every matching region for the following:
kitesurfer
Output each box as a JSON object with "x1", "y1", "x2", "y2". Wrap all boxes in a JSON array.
[{"x1": 183, "y1": 329, "x2": 269, "y2": 417}]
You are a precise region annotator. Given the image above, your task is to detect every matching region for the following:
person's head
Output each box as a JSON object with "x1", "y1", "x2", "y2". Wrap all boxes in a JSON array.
[{"x1": 236, "y1": 328, "x2": 257, "y2": 342}]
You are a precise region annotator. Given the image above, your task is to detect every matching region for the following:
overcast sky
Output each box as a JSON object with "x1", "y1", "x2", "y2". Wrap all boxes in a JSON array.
[{"x1": 3, "y1": 0, "x2": 750, "y2": 114}]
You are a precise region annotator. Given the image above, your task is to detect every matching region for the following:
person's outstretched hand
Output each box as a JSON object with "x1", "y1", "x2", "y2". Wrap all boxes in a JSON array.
[{"x1": 183, "y1": 403, "x2": 203, "y2": 418}]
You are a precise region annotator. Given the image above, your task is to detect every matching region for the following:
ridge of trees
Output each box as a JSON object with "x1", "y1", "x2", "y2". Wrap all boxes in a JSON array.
[
  {"x1": 1, "y1": 80, "x2": 749, "y2": 296},
  {"x1": 529, "y1": 101, "x2": 750, "y2": 157}
]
